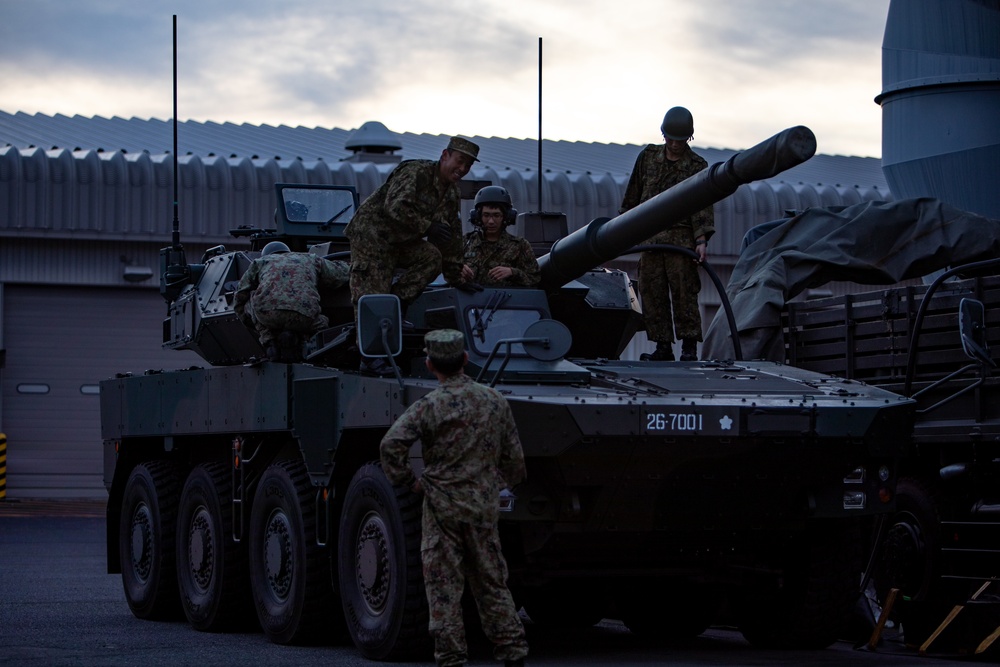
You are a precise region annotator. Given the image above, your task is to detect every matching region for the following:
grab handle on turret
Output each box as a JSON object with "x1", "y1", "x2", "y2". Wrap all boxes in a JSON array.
[{"x1": 538, "y1": 126, "x2": 816, "y2": 289}]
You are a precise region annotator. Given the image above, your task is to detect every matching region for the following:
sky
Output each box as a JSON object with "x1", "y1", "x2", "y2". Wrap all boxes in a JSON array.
[{"x1": 0, "y1": 0, "x2": 891, "y2": 158}]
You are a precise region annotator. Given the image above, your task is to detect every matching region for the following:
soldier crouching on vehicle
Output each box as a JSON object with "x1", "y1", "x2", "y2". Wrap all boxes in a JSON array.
[
  {"x1": 380, "y1": 329, "x2": 529, "y2": 667},
  {"x1": 344, "y1": 136, "x2": 480, "y2": 315},
  {"x1": 233, "y1": 241, "x2": 349, "y2": 362}
]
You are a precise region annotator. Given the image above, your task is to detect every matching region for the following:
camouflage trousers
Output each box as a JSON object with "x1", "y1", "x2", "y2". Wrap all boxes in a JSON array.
[
  {"x1": 638, "y1": 233, "x2": 703, "y2": 343},
  {"x1": 349, "y1": 240, "x2": 442, "y2": 310},
  {"x1": 421, "y1": 510, "x2": 528, "y2": 667},
  {"x1": 247, "y1": 306, "x2": 327, "y2": 345}
]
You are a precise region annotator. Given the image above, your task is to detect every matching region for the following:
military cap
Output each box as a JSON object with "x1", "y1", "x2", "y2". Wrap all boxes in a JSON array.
[
  {"x1": 447, "y1": 136, "x2": 480, "y2": 162},
  {"x1": 424, "y1": 329, "x2": 466, "y2": 359}
]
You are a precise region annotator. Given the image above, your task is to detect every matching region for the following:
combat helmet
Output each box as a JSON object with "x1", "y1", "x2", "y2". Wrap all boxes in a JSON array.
[
  {"x1": 661, "y1": 106, "x2": 694, "y2": 141},
  {"x1": 261, "y1": 241, "x2": 291, "y2": 256},
  {"x1": 470, "y1": 185, "x2": 518, "y2": 227}
]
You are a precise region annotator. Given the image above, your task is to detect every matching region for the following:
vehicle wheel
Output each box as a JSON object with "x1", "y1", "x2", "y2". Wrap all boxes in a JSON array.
[
  {"x1": 337, "y1": 462, "x2": 430, "y2": 660},
  {"x1": 176, "y1": 462, "x2": 251, "y2": 631},
  {"x1": 620, "y1": 579, "x2": 721, "y2": 640},
  {"x1": 871, "y1": 475, "x2": 950, "y2": 645},
  {"x1": 249, "y1": 459, "x2": 334, "y2": 644},
  {"x1": 119, "y1": 460, "x2": 182, "y2": 620},
  {"x1": 522, "y1": 579, "x2": 610, "y2": 629},
  {"x1": 737, "y1": 520, "x2": 862, "y2": 649}
]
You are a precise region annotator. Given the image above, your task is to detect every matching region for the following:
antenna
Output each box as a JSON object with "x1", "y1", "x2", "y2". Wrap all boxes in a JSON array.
[
  {"x1": 537, "y1": 37, "x2": 543, "y2": 211},
  {"x1": 160, "y1": 14, "x2": 190, "y2": 303},
  {"x1": 172, "y1": 14, "x2": 181, "y2": 251}
]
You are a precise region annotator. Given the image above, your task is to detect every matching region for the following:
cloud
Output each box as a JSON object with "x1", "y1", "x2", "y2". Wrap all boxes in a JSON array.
[{"x1": 0, "y1": 0, "x2": 891, "y2": 156}]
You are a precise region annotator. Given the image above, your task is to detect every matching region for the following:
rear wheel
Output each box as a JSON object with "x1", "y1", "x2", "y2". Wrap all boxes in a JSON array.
[
  {"x1": 176, "y1": 462, "x2": 251, "y2": 631},
  {"x1": 737, "y1": 521, "x2": 862, "y2": 649},
  {"x1": 337, "y1": 462, "x2": 430, "y2": 660},
  {"x1": 871, "y1": 475, "x2": 950, "y2": 645},
  {"x1": 119, "y1": 460, "x2": 182, "y2": 620},
  {"x1": 249, "y1": 459, "x2": 334, "y2": 644}
]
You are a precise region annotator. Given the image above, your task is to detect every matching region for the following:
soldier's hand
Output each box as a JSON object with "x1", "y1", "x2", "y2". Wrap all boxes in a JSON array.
[
  {"x1": 488, "y1": 266, "x2": 513, "y2": 281},
  {"x1": 460, "y1": 264, "x2": 475, "y2": 282},
  {"x1": 426, "y1": 221, "x2": 453, "y2": 245}
]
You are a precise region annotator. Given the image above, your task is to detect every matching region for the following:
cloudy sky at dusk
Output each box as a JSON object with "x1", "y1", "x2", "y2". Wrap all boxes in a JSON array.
[{"x1": 0, "y1": 0, "x2": 891, "y2": 157}]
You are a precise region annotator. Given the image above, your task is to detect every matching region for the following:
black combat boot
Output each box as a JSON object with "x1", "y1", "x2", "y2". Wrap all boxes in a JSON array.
[
  {"x1": 640, "y1": 342, "x2": 674, "y2": 361},
  {"x1": 680, "y1": 339, "x2": 698, "y2": 362},
  {"x1": 504, "y1": 659, "x2": 525, "y2": 667}
]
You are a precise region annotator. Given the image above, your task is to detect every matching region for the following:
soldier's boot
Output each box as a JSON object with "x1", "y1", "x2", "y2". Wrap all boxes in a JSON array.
[
  {"x1": 504, "y1": 660, "x2": 525, "y2": 667},
  {"x1": 680, "y1": 339, "x2": 698, "y2": 362},
  {"x1": 640, "y1": 342, "x2": 675, "y2": 361}
]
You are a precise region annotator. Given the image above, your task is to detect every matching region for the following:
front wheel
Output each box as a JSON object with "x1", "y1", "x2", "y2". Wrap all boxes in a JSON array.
[
  {"x1": 249, "y1": 459, "x2": 334, "y2": 644},
  {"x1": 737, "y1": 521, "x2": 862, "y2": 649},
  {"x1": 119, "y1": 461, "x2": 182, "y2": 620},
  {"x1": 337, "y1": 462, "x2": 430, "y2": 660}
]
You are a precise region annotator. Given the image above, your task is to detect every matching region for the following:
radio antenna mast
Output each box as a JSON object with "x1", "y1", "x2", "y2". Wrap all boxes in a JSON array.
[{"x1": 537, "y1": 37, "x2": 543, "y2": 211}]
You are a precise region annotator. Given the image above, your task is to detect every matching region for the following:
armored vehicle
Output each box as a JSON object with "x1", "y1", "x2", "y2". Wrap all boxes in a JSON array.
[{"x1": 101, "y1": 126, "x2": 915, "y2": 658}]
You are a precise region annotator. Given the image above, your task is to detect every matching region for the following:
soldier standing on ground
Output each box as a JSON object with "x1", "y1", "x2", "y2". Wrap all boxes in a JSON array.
[
  {"x1": 461, "y1": 185, "x2": 540, "y2": 288},
  {"x1": 620, "y1": 106, "x2": 715, "y2": 361},
  {"x1": 380, "y1": 329, "x2": 529, "y2": 667},
  {"x1": 344, "y1": 136, "x2": 480, "y2": 315},
  {"x1": 233, "y1": 241, "x2": 349, "y2": 361}
]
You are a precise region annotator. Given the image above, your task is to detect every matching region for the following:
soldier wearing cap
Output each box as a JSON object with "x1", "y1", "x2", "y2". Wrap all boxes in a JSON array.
[
  {"x1": 380, "y1": 329, "x2": 529, "y2": 667},
  {"x1": 345, "y1": 137, "x2": 480, "y2": 318}
]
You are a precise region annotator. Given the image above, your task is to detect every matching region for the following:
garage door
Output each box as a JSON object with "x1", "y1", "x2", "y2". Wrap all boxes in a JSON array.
[{"x1": 1, "y1": 285, "x2": 203, "y2": 499}]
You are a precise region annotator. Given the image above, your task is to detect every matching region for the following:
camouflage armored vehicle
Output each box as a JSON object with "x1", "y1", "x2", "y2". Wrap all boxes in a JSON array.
[{"x1": 101, "y1": 126, "x2": 915, "y2": 658}]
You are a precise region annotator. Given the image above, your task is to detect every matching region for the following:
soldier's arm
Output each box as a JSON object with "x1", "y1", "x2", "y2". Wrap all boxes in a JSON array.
[
  {"x1": 233, "y1": 263, "x2": 259, "y2": 323},
  {"x1": 619, "y1": 149, "x2": 646, "y2": 214},
  {"x1": 508, "y1": 238, "x2": 541, "y2": 286},
  {"x1": 498, "y1": 403, "x2": 526, "y2": 487},
  {"x1": 379, "y1": 408, "x2": 422, "y2": 489},
  {"x1": 382, "y1": 163, "x2": 435, "y2": 236}
]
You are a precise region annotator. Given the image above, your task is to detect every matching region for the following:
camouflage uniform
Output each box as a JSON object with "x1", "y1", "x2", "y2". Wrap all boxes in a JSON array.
[
  {"x1": 233, "y1": 252, "x2": 349, "y2": 345},
  {"x1": 463, "y1": 231, "x2": 540, "y2": 287},
  {"x1": 380, "y1": 330, "x2": 528, "y2": 667},
  {"x1": 620, "y1": 144, "x2": 715, "y2": 344},
  {"x1": 345, "y1": 159, "x2": 465, "y2": 309}
]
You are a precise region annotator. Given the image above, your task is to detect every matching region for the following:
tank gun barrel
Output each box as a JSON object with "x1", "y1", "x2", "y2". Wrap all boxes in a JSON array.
[{"x1": 538, "y1": 125, "x2": 816, "y2": 289}]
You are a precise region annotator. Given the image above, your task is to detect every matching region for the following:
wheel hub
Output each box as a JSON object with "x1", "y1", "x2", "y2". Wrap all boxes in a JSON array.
[
  {"x1": 130, "y1": 502, "x2": 153, "y2": 582},
  {"x1": 188, "y1": 506, "x2": 214, "y2": 592},
  {"x1": 356, "y1": 513, "x2": 390, "y2": 614},
  {"x1": 263, "y1": 509, "x2": 293, "y2": 601}
]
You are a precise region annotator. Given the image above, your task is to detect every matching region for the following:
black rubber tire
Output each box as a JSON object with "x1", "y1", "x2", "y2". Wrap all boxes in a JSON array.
[
  {"x1": 249, "y1": 459, "x2": 334, "y2": 644},
  {"x1": 337, "y1": 462, "x2": 430, "y2": 661},
  {"x1": 620, "y1": 579, "x2": 721, "y2": 640},
  {"x1": 176, "y1": 462, "x2": 252, "y2": 632},
  {"x1": 119, "y1": 460, "x2": 182, "y2": 620},
  {"x1": 737, "y1": 521, "x2": 862, "y2": 649},
  {"x1": 872, "y1": 475, "x2": 950, "y2": 645},
  {"x1": 522, "y1": 580, "x2": 610, "y2": 629}
]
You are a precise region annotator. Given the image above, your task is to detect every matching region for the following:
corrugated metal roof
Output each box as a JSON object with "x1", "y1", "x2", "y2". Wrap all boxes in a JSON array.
[{"x1": 0, "y1": 110, "x2": 889, "y2": 192}]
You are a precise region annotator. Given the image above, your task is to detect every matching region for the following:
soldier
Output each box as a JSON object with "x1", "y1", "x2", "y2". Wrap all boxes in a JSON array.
[
  {"x1": 380, "y1": 329, "x2": 529, "y2": 667},
  {"x1": 233, "y1": 241, "x2": 349, "y2": 361},
  {"x1": 461, "y1": 185, "x2": 540, "y2": 288},
  {"x1": 620, "y1": 106, "x2": 715, "y2": 361},
  {"x1": 344, "y1": 136, "x2": 480, "y2": 315}
]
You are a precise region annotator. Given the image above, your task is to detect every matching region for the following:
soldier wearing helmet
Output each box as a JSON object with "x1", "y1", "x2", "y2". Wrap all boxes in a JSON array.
[
  {"x1": 233, "y1": 242, "x2": 349, "y2": 361},
  {"x1": 620, "y1": 106, "x2": 715, "y2": 362},
  {"x1": 460, "y1": 185, "x2": 540, "y2": 288}
]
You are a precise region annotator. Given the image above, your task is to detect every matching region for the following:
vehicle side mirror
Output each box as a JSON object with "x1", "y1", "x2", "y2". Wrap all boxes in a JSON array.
[
  {"x1": 357, "y1": 294, "x2": 402, "y2": 357},
  {"x1": 958, "y1": 298, "x2": 995, "y2": 367}
]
